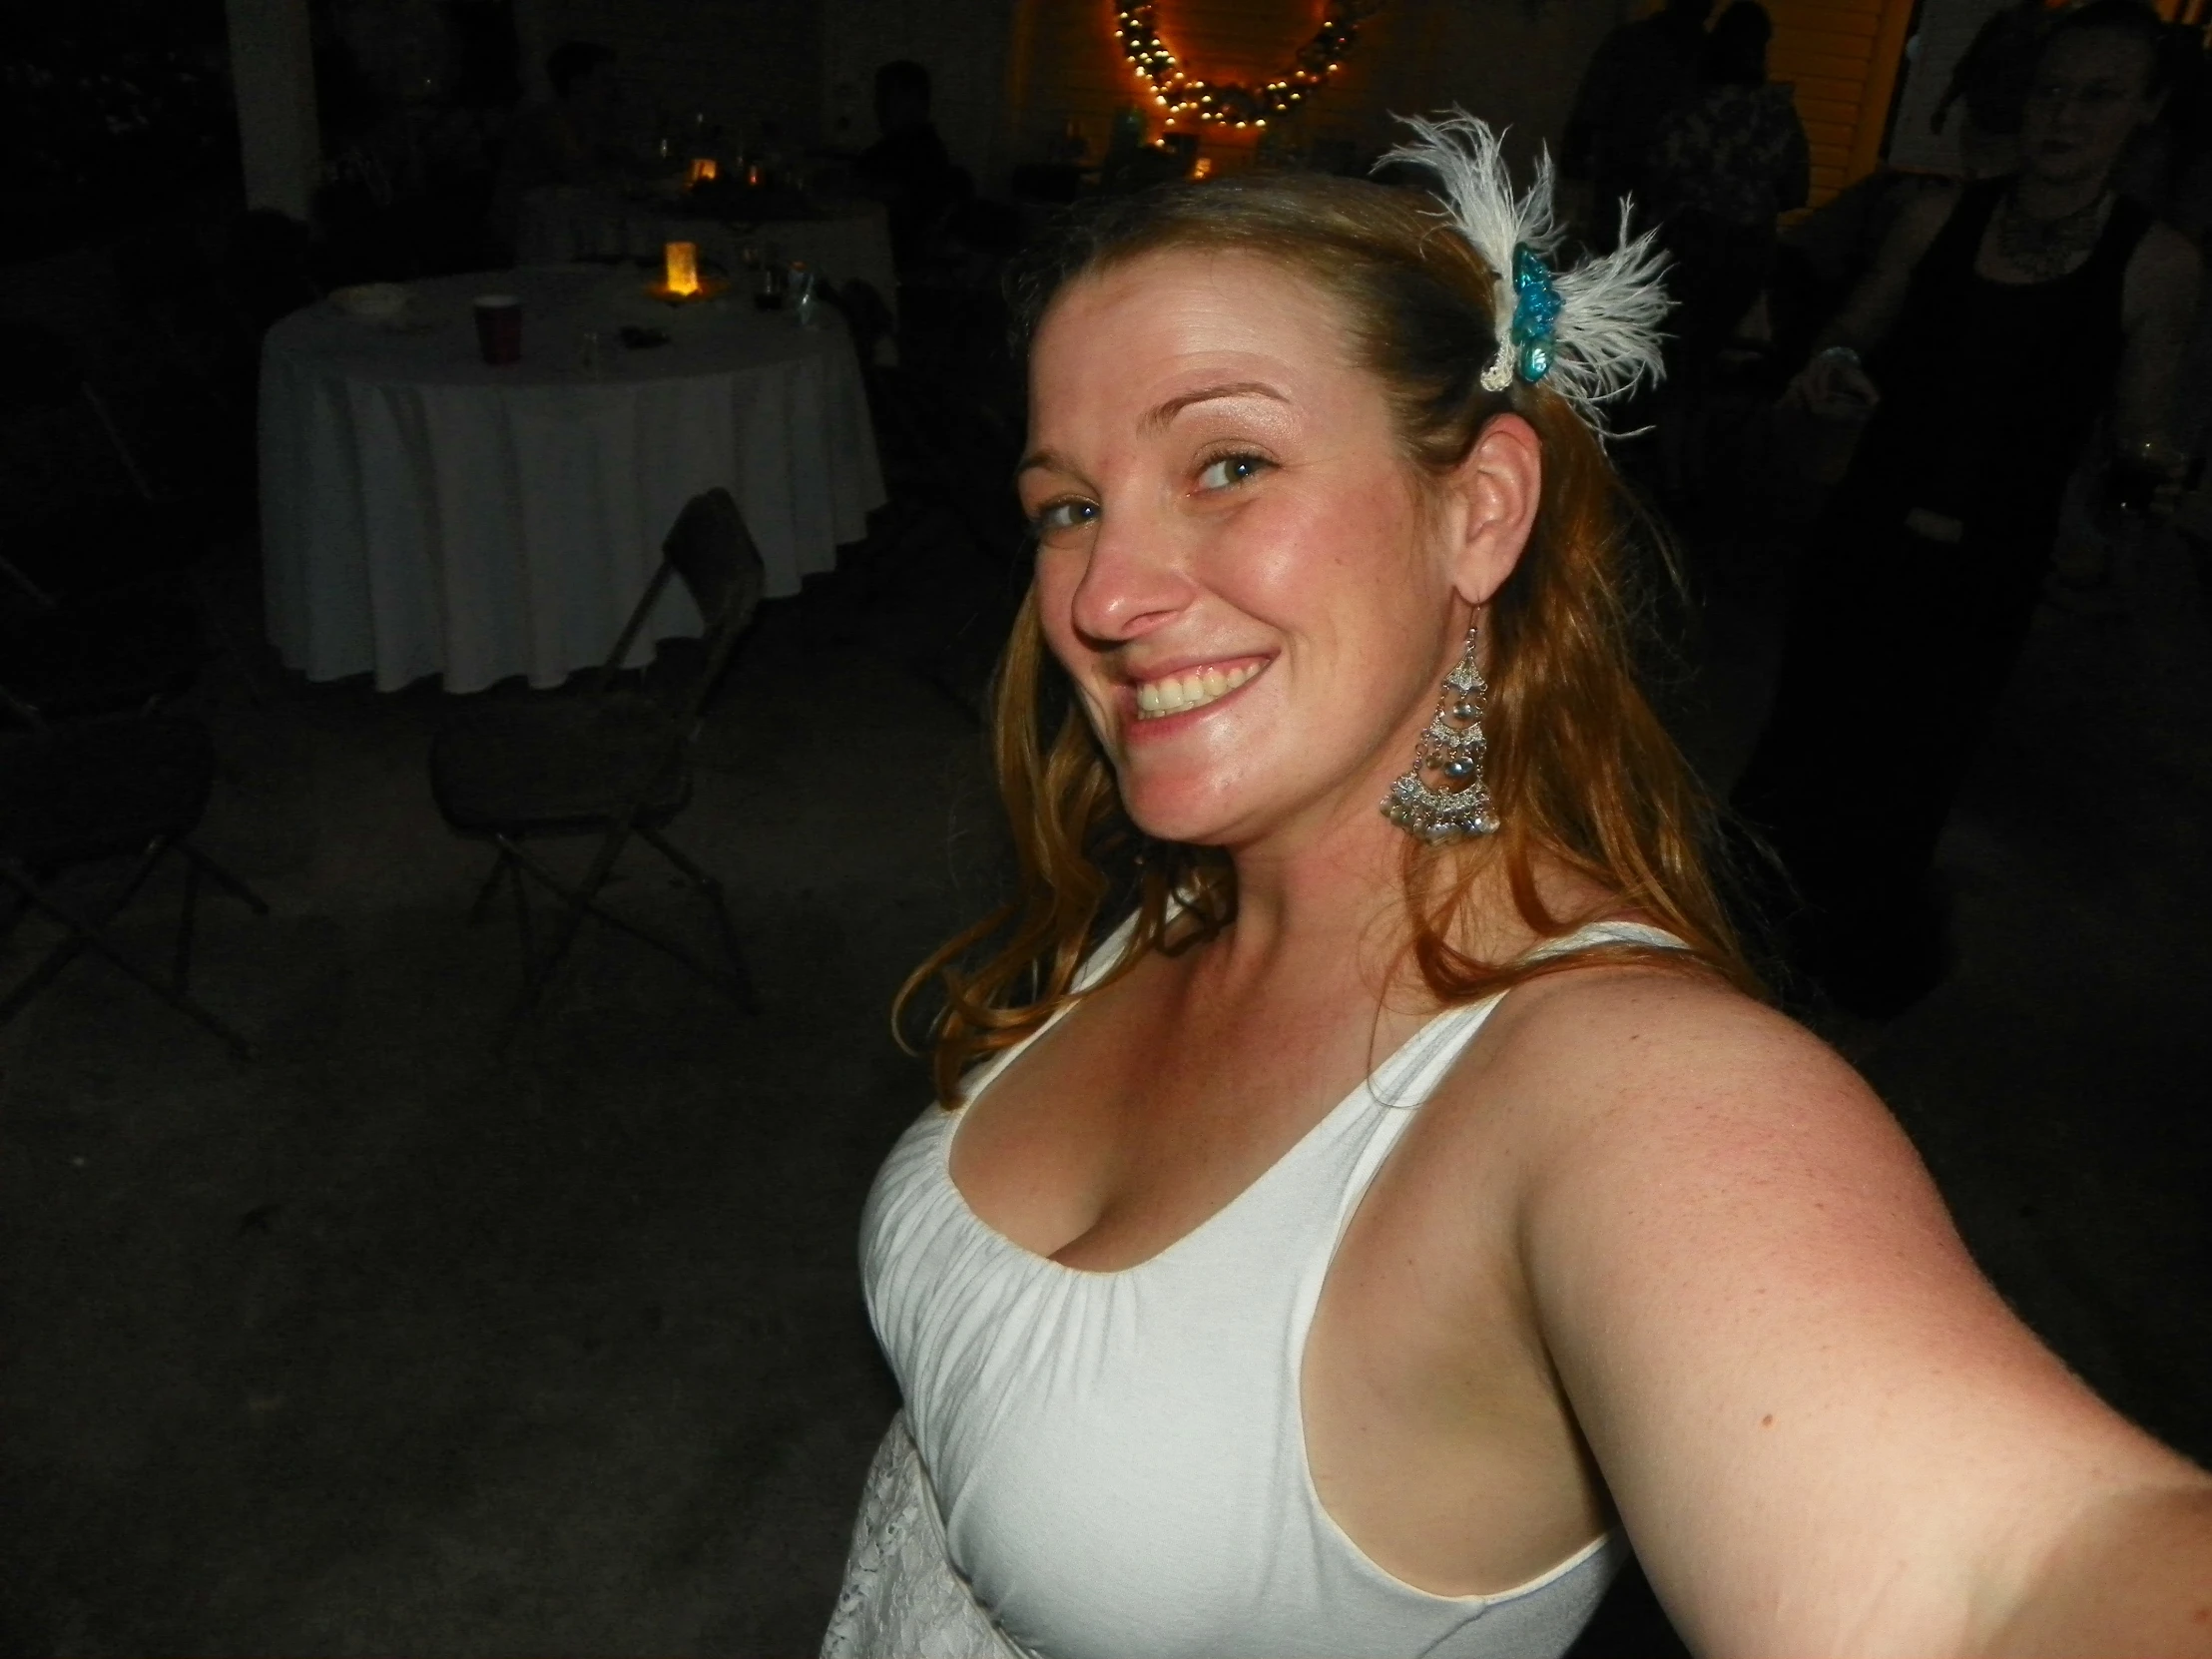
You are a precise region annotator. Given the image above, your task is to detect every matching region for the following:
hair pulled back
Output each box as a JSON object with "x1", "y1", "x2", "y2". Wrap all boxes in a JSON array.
[
  {"x1": 2042, "y1": 0, "x2": 2176, "y2": 94},
  {"x1": 898, "y1": 171, "x2": 1754, "y2": 1106}
]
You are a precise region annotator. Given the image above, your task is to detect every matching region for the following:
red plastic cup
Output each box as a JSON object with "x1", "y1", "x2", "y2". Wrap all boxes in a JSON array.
[{"x1": 473, "y1": 294, "x2": 522, "y2": 365}]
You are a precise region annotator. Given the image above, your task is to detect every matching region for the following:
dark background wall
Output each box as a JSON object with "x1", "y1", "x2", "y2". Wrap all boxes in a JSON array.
[{"x1": 516, "y1": 0, "x2": 826, "y2": 148}]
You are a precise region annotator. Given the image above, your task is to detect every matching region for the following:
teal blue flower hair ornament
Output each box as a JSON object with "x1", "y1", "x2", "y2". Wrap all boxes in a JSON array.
[
  {"x1": 1498, "y1": 245, "x2": 1564, "y2": 388},
  {"x1": 1378, "y1": 111, "x2": 1672, "y2": 434}
]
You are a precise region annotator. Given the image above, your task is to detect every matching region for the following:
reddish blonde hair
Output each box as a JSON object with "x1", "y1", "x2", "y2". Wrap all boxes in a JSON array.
[{"x1": 897, "y1": 173, "x2": 1755, "y2": 1106}]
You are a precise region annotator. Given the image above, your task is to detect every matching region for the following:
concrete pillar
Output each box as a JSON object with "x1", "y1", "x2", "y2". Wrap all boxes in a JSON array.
[{"x1": 226, "y1": 0, "x2": 321, "y2": 220}]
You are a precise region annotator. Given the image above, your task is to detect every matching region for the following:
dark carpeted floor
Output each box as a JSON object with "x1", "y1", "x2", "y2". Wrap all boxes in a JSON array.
[
  {"x1": 2, "y1": 503, "x2": 2207, "y2": 1654},
  {"x1": 0, "y1": 579, "x2": 1004, "y2": 1655}
]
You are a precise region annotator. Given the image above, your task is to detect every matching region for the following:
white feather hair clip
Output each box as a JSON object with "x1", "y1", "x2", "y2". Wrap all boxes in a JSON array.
[{"x1": 1375, "y1": 110, "x2": 1672, "y2": 434}]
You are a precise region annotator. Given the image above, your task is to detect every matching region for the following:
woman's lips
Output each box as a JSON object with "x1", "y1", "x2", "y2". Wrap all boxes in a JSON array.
[{"x1": 1131, "y1": 659, "x2": 1266, "y2": 721}]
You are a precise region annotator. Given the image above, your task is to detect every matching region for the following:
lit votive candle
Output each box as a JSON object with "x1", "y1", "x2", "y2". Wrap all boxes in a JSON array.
[{"x1": 664, "y1": 241, "x2": 700, "y2": 298}]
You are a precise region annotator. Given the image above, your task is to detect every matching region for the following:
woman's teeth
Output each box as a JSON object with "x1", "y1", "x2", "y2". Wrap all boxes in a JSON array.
[{"x1": 1134, "y1": 662, "x2": 1260, "y2": 720}]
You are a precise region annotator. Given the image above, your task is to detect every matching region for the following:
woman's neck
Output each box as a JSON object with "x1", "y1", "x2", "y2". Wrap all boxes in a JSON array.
[
  {"x1": 1212, "y1": 799, "x2": 1408, "y2": 994},
  {"x1": 2011, "y1": 169, "x2": 2113, "y2": 224},
  {"x1": 1208, "y1": 800, "x2": 1593, "y2": 1016}
]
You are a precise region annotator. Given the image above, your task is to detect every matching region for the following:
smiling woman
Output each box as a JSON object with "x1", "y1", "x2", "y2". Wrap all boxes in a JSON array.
[
  {"x1": 906, "y1": 161, "x2": 1742, "y2": 1109},
  {"x1": 825, "y1": 116, "x2": 2212, "y2": 1659}
]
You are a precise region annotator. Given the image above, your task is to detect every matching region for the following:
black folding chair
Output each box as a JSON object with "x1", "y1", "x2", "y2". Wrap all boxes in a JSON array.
[
  {"x1": 0, "y1": 695, "x2": 269, "y2": 1058},
  {"x1": 0, "y1": 562, "x2": 205, "y2": 729},
  {"x1": 0, "y1": 318, "x2": 155, "y2": 502},
  {"x1": 0, "y1": 317, "x2": 260, "y2": 711},
  {"x1": 428, "y1": 488, "x2": 767, "y2": 1039}
]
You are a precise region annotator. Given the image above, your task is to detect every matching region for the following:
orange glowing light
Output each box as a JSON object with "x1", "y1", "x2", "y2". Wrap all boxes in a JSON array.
[
  {"x1": 688, "y1": 157, "x2": 718, "y2": 185},
  {"x1": 665, "y1": 241, "x2": 701, "y2": 297}
]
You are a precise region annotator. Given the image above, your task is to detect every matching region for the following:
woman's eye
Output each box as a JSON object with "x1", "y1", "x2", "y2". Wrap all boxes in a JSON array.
[
  {"x1": 1196, "y1": 453, "x2": 1270, "y2": 492},
  {"x1": 1030, "y1": 498, "x2": 1098, "y2": 536}
]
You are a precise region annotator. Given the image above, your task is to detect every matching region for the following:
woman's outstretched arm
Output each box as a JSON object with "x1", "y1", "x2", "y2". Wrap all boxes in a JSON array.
[{"x1": 1475, "y1": 972, "x2": 2211, "y2": 1656}]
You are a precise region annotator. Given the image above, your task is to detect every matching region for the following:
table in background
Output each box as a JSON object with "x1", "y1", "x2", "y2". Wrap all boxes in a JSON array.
[
  {"x1": 518, "y1": 188, "x2": 898, "y2": 312},
  {"x1": 261, "y1": 267, "x2": 884, "y2": 694}
]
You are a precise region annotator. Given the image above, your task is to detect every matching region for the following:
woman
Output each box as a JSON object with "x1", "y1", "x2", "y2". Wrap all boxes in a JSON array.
[
  {"x1": 1738, "y1": 0, "x2": 2200, "y2": 1015},
  {"x1": 825, "y1": 115, "x2": 2212, "y2": 1658},
  {"x1": 1646, "y1": 1, "x2": 1811, "y2": 496}
]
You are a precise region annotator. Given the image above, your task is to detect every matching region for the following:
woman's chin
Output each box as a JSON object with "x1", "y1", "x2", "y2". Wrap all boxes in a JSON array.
[
  {"x1": 1120, "y1": 799, "x2": 1233, "y2": 849},
  {"x1": 1111, "y1": 731, "x2": 1401, "y2": 851},
  {"x1": 1115, "y1": 775, "x2": 1256, "y2": 849},
  {"x1": 1115, "y1": 766, "x2": 1346, "y2": 852}
]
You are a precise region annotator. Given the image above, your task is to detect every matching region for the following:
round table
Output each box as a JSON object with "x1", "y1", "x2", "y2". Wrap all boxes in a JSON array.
[{"x1": 260, "y1": 267, "x2": 885, "y2": 694}]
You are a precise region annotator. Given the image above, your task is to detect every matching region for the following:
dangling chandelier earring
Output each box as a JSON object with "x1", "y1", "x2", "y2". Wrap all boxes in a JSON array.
[{"x1": 1382, "y1": 623, "x2": 1499, "y2": 841}]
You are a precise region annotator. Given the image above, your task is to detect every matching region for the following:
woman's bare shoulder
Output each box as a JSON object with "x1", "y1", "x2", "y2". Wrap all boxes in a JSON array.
[
  {"x1": 1424, "y1": 956, "x2": 1953, "y2": 1289},
  {"x1": 1881, "y1": 176, "x2": 1966, "y2": 266},
  {"x1": 1448, "y1": 957, "x2": 1890, "y2": 1154},
  {"x1": 1411, "y1": 955, "x2": 1923, "y2": 1264}
]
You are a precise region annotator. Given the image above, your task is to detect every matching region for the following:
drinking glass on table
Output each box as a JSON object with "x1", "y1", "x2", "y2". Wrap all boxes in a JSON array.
[
  {"x1": 754, "y1": 246, "x2": 788, "y2": 310},
  {"x1": 473, "y1": 294, "x2": 522, "y2": 364},
  {"x1": 2102, "y1": 439, "x2": 2189, "y2": 519}
]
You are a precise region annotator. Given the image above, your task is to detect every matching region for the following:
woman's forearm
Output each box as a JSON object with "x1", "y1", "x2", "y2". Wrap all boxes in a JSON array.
[{"x1": 1976, "y1": 1482, "x2": 2212, "y2": 1657}]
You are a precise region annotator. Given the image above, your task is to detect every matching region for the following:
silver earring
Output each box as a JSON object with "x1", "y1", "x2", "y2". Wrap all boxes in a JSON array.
[{"x1": 1382, "y1": 623, "x2": 1499, "y2": 841}]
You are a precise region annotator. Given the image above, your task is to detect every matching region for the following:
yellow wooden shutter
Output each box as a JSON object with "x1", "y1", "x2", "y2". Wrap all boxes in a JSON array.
[{"x1": 1765, "y1": 0, "x2": 1919, "y2": 204}]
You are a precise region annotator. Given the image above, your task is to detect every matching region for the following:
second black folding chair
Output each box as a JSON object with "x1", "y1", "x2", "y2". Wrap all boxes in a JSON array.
[
  {"x1": 428, "y1": 488, "x2": 767, "y2": 1040},
  {"x1": 0, "y1": 700, "x2": 269, "y2": 1058}
]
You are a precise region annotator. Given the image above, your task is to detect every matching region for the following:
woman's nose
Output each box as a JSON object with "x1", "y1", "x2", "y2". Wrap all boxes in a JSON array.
[{"x1": 1068, "y1": 506, "x2": 1193, "y2": 644}]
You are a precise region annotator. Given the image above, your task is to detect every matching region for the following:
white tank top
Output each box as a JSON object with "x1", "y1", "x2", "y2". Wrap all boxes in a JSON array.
[{"x1": 843, "y1": 920, "x2": 1673, "y2": 1659}]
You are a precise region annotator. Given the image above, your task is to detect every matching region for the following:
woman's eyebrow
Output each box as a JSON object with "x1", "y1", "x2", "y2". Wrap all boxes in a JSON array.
[
  {"x1": 1015, "y1": 381, "x2": 1289, "y2": 479},
  {"x1": 1143, "y1": 381, "x2": 1290, "y2": 431}
]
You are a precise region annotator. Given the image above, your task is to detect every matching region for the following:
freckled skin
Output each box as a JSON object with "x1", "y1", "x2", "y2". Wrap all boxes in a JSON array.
[{"x1": 1020, "y1": 249, "x2": 1471, "y2": 858}]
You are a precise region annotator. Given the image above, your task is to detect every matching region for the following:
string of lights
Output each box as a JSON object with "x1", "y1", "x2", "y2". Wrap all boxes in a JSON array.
[{"x1": 1114, "y1": 2, "x2": 1384, "y2": 130}]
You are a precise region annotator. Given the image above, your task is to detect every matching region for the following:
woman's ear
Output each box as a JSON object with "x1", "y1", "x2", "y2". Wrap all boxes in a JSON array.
[{"x1": 1443, "y1": 411, "x2": 1542, "y2": 609}]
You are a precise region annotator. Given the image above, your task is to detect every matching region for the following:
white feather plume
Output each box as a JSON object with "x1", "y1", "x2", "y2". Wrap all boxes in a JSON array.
[{"x1": 1376, "y1": 110, "x2": 1672, "y2": 433}]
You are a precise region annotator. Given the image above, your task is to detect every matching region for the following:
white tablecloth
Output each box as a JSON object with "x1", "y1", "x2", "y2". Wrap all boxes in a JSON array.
[
  {"x1": 518, "y1": 188, "x2": 899, "y2": 310},
  {"x1": 261, "y1": 267, "x2": 884, "y2": 693}
]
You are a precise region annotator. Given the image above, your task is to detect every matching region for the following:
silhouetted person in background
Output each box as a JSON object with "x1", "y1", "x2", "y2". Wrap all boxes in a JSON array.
[
  {"x1": 1733, "y1": 0, "x2": 2201, "y2": 1016},
  {"x1": 489, "y1": 41, "x2": 628, "y2": 255},
  {"x1": 1564, "y1": 0, "x2": 1714, "y2": 240},
  {"x1": 856, "y1": 59, "x2": 966, "y2": 275},
  {"x1": 1646, "y1": 0, "x2": 1810, "y2": 496}
]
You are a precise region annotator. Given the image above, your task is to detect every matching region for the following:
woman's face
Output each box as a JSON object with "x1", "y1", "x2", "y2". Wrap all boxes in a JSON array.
[
  {"x1": 1020, "y1": 248, "x2": 1496, "y2": 853},
  {"x1": 2020, "y1": 31, "x2": 2161, "y2": 189}
]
